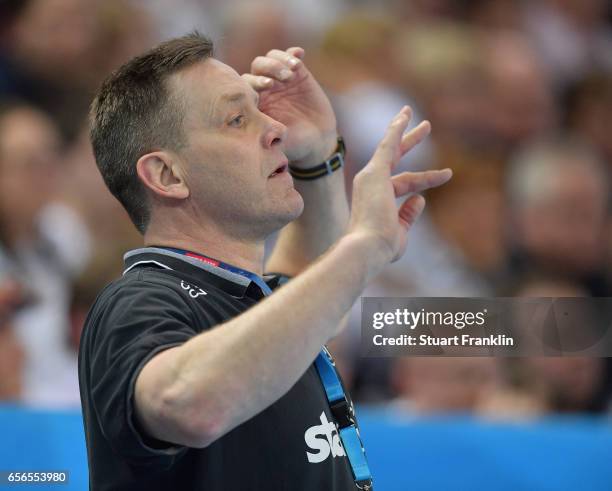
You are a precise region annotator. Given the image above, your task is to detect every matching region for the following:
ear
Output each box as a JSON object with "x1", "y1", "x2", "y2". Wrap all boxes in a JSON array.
[{"x1": 136, "y1": 151, "x2": 189, "y2": 200}]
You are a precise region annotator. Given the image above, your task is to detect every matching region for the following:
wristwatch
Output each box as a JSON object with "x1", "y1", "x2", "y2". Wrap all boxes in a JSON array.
[{"x1": 288, "y1": 137, "x2": 345, "y2": 181}]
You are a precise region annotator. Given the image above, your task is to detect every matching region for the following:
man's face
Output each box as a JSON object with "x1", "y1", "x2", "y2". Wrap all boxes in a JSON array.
[
  {"x1": 169, "y1": 59, "x2": 304, "y2": 240},
  {"x1": 517, "y1": 160, "x2": 608, "y2": 273},
  {"x1": 0, "y1": 108, "x2": 60, "y2": 229}
]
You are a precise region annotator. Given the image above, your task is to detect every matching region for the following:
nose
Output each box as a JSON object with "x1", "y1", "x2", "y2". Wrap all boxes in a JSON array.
[{"x1": 262, "y1": 114, "x2": 287, "y2": 149}]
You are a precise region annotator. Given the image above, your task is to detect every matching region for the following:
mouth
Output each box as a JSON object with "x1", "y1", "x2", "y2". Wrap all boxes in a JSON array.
[{"x1": 269, "y1": 161, "x2": 289, "y2": 178}]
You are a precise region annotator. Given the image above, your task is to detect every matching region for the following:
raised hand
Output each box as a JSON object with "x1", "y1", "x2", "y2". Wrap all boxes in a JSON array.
[
  {"x1": 242, "y1": 48, "x2": 337, "y2": 168},
  {"x1": 349, "y1": 106, "x2": 452, "y2": 263}
]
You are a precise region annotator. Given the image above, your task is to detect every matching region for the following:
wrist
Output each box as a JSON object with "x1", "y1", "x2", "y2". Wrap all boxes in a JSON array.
[
  {"x1": 336, "y1": 232, "x2": 392, "y2": 281},
  {"x1": 289, "y1": 132, "x2": 338, "y2": 170}
]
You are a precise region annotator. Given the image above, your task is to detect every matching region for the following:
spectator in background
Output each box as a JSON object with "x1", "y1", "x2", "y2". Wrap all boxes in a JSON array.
[
  {"x1": 565, "y1": 72, "x2": 612, "y2": 166},
  {"x1": 390, "y1": 357, "x2": 501, "y2": 415},
  {"x1": 317, "y1": 11, "x2": 433, "y2": 176},
  {"x1": 400, "y1": 25, "x2": 556, "y2": 160},
  {"x1": 0, "y1": 102, "x2": 91, "y2": 407},
  {"x1": 0, "y1": 279, "x2": 26, "y2": 401},
  {"x1": 506, "y1": 140, "x2": 610, "y2": 295},
  {"x1": 61, "y1": 126, "x2": 141, "y2": 279},
  {"x1": 396, "y1": 21, "x2": 487, "y2": 154},
  {"x1": 425, "y1": 159, "x2": 507, "y2": 287},
  {"x1": 0, "y1": 0, "x2": 154, "y2": 140},
  {"x1": 524, "y1": 0, "x2": 612, "y2": 89},
  {"x1": 481, "y1": 30, "x2": 557, "y2": 152},
  {"x1": 0, "y1": 321, "x2": 25, "y2": 401},
  {"x1": 388, "y1": 276, "x2": 609, "y2": 419},
  {"x1": 516, "y1": 278, "x2": 608, "y2": 413},
  {"x1": 0, "y1": 0, "x2": 104, "y2": 139},
  {"x1": 479, "y1": 277, "x2": 609, "y2": 418}
]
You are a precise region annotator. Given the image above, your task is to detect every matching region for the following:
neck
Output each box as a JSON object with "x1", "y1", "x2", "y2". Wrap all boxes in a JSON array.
[{"x1": 144, "y1": 227, "x2": 266, "y2": 276}]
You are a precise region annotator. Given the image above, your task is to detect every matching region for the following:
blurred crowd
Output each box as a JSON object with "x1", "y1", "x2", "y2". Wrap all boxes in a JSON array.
[{"x1": 0, "y1": 0, "x2": 611, "y2": 419}]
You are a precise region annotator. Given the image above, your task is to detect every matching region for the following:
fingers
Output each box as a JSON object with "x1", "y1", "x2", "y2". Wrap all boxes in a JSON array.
[
  {"x1": 267, "y1": 48, "x2": 303, "y2": 66},
  {"x1": 371, "y1": 106, "x2": 413, "y2": 170},
  {"x1": 398, "y1": 194, "x2": 426, "y2": 230},
  {"x1": 241, "y1": 73, "x2": 274, "y2": 91},
  {"x1": 251, "y1": 56, "x2": 294, "y2": 81},
  {"x1": 287, "y1": 47, "x2": 305, "y2": 60},
  {"x1": 391, "y1": 168, "x2": 453, "y2": 197},
  {"x1": 250, "y1": 48, "x2": 303, "y2": 83},
  {"x1": 399, "y1": 120, "x2": 431, "y2": 156}
]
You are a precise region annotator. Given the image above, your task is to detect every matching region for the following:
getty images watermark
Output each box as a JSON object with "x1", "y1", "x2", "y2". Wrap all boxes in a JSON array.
[{"x1": 361, "y1": 298, "x2": 612, "y2": 357}]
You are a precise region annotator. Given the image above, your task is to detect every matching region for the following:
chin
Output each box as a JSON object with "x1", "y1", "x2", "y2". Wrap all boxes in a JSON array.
[
  {"x1": 285, "y1": 188, "x2": 305, "y2": 220},
  {"x1": 267, "y1": 189, "x2": 304, "y2": 231}
]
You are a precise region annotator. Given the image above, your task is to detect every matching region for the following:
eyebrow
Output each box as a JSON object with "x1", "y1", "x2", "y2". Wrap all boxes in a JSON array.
[
  {"x1": 209, "y1": 90, "x2": 260, "y2": 124},
  {"x1": 218, "y1": 90, "x2": 260, "y2": 107}
]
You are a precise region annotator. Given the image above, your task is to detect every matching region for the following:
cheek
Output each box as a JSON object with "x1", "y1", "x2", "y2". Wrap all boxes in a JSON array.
[{"x1": 185, "y1": 152, "x2": 262, "y2": 208}]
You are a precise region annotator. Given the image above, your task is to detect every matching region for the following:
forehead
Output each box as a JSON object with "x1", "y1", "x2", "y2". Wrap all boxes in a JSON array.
[{"x1": 169, "y1": 58, "x2": 252, "y2": 113}]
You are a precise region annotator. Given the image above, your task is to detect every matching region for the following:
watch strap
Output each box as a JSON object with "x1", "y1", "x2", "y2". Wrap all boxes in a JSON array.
[{"x1": 289, "y1": 137, "x2": 345, "y2": 181}]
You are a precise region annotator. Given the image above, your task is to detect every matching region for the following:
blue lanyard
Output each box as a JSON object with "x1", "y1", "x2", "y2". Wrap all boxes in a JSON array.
[
  {"x1": 164, "y1": 247, "x2": 373, "y2": 489},
  {"x1": 314, "y1": 349, "x2": 373, "y2": 489}
]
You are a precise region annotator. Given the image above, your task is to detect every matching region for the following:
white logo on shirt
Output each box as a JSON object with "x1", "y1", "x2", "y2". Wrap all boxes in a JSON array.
[
  {"x1": 304, "y1": 412, "x2": 346, "y2": 463},
  {"x1": 180, "y1": 280, "x2": 207, "y2": 298}
]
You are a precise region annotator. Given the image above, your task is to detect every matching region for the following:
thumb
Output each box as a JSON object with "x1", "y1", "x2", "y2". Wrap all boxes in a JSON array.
[{"x1": 398, "y1": 194, "x2": 425, "y2": 231}]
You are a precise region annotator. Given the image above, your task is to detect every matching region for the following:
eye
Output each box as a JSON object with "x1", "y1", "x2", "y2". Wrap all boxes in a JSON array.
[{"x1": 228, "y1": 114, "x2": 245, "y2": 127}]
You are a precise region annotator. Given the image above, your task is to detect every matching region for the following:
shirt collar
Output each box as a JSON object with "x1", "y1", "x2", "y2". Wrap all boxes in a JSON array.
[{"x1": 123, "y1": 247, "x2": 280, "y2": 299}]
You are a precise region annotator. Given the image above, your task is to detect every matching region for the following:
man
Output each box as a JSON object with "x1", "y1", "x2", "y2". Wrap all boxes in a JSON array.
[{"x1": 79, "y1": 32, "x2": 451, "y2": 490}]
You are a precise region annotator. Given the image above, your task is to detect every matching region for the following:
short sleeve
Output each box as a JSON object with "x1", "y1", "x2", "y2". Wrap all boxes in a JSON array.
[{"x1": 85, "y1": 278, "x2": 203, "y2": 465}]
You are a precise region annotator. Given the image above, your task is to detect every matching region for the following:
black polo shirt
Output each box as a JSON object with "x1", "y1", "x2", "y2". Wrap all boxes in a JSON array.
[{"x1": 78, "y1": 247, "x2": 358, "y2": 491}]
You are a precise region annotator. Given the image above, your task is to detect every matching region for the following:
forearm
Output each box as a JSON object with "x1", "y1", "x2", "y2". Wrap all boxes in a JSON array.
[
  {"x1": 266, "y1": 161, "x2": 349, "y2": 276},
  {"x1": 137, "y1": 233, "x2": 385, "y2": 447}
]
